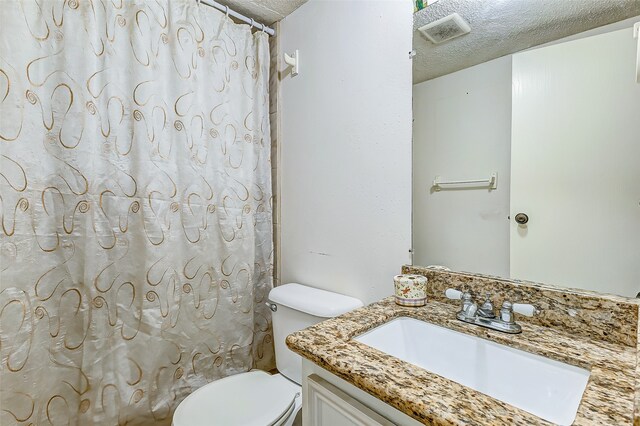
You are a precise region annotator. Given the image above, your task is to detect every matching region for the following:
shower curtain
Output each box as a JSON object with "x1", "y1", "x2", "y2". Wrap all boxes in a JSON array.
[{"x1": 0, "y1": 0, "x2": 274, "y2": 424}]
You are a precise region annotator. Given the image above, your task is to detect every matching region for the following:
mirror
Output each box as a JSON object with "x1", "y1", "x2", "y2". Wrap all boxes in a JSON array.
[{"x1": 411, "y1": 2, "x2": 640, "y2": 298}]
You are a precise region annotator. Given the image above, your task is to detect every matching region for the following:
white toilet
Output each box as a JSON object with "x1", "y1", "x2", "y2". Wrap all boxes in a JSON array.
[{"x1": 172, "y1": 283, "x2": 363, "y2": 426}]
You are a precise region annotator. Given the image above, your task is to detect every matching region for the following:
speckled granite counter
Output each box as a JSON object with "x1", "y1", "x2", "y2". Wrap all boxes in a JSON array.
[{"x1": 286, "y1": 268, "x2": 640, "y2": 425}]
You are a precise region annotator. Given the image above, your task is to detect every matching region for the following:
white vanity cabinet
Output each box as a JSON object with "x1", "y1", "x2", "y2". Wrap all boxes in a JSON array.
[
  {"x1": 301, "y1": 360, "x2": 423, "y2": 426},
  {"x1": 303, "y1": 374, "x2": 394, "y2": 426}
]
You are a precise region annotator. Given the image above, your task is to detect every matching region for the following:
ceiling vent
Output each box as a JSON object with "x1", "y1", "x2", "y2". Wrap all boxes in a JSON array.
[{"x1": 418, "y1": 13, "x2": 471, "y2": 44}]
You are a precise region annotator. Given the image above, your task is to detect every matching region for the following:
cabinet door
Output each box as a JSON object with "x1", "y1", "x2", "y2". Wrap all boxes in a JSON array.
[{"x1": 303, "y1": 374, "x2": 395, "y2": 426}]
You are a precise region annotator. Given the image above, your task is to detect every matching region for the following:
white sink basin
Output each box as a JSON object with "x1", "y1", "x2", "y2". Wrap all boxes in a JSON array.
[{"x1": 355, "y1": 317, "x2": 590, "y2": 425}]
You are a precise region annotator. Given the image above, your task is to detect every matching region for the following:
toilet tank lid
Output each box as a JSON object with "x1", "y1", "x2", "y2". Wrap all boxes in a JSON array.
[{"x1": 269, "y1": 284, "x2": 363, "y2": 318}]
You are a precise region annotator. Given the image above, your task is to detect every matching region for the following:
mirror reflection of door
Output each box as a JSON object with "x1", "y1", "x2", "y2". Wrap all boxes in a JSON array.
[
  {"x1": 412, "y1": 17, "x2": 640, "y2": 298},
  {"x1": 510, "y1": 28, "x2": 640, "y2": 297}
]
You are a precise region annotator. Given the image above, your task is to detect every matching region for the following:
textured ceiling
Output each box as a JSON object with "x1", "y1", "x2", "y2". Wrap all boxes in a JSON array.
[
  {"x1": 216, "y1": 0, "x2": 308, "y2": 25},
  {"x1": 413, "y1": 0, "x2": 640, "y2": 83}
]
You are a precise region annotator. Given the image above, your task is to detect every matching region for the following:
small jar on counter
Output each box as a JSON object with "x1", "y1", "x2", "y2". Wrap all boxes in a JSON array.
[{"x1": 394, "y1": 274, "x2": 428, "y2": 307}]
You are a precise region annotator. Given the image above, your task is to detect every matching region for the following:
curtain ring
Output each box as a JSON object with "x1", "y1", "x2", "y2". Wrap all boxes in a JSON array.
[
  {"x1": 224, "y1": 5, "x2": 229, "y2": 18},
  {"x1": 261, "y1": 23, "x2": 266, "y2": 33},
  {"x1": 250, "y1": 18, "x2": 254, "y2": 29},
  {"x1": 196, "y1": 0, "x2": 201, "y2": 6}
]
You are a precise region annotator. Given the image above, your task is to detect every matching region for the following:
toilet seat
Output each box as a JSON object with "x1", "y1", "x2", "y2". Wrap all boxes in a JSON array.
[{"x1": 173, "y1": 371, "x2": 301, "y2": 426}]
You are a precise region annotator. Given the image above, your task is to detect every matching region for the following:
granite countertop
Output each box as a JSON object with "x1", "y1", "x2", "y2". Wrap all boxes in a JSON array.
[{"x1": 286, "y1": 297, "x2": 638, "y2": 425}]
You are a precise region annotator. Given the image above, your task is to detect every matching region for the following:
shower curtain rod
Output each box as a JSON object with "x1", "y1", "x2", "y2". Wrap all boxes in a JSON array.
[{"x1": 199, "y1": 0, "x2": 276, "y2": 36}]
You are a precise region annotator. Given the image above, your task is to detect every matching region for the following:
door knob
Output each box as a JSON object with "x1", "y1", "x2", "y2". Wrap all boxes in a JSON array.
[{"x1": 514, "y1": 213, "x2": 529, "y2": 224}]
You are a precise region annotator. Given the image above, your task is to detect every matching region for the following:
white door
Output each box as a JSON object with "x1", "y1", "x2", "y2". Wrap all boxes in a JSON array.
[{"x1": 510, "y1": 27, "x2": 640, "y2": 297}]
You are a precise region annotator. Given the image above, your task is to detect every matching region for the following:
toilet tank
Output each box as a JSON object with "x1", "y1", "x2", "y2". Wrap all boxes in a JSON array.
[{"x1": 268, "y1": 284, "x2": 363, "y2": 385}]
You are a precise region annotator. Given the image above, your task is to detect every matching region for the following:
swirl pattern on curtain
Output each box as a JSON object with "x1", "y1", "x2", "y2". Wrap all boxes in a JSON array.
[{"x1": 0, "y1": 0, "x2": 274, "y2": 424}]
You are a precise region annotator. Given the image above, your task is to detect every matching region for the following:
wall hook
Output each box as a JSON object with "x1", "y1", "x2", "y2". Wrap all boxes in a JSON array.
[{"x1": 284, "y1": 50, "x2": 299, "y2": 77}]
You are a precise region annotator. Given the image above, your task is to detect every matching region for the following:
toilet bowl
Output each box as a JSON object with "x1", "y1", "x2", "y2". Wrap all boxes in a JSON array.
[
  {"x1": 172, "y1": 283, "x2": 363, "y2": 426},
  {"x1": 172, "y1": 370, "x2": 301, "y2": 426}
]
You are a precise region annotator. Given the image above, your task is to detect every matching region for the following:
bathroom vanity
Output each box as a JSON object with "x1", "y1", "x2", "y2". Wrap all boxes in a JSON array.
[{"x1": 286, "y1": 266, "x2": 640, "y2": 425}]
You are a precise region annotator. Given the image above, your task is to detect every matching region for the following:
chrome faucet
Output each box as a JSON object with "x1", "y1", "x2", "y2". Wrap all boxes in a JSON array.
[
  {"x1": 477, "y1": 294, "x2": 496, "y2": 318},
  {"x1": 445, "y1": 289, "x2": 539, "y2": 334}
]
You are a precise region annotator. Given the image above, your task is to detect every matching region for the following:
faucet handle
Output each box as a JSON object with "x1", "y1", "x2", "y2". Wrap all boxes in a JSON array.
[
  {"x1": 463, "y1": 302, "x2": 478, "y2": 319},
  {"x1": 499, "y1": 301, "x2": 514, "y2": 323},
  {"x1": 500, "y1": 301, "x2": 539, "y2": 324},
  {"x1": 445, "y1": 288, "x2": 462, "y2": 300},
  {"x1": 512, "y1": 303, "x2": 540, "y2": 317},
  {"x1": 445, "y1": 289, "x2": 475, "y2": 315},
  {"x1": 445, "y1": 288, "x2": 473, "y2": 301}
]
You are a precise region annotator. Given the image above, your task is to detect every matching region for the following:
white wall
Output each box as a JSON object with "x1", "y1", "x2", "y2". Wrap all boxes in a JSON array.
[
  {"x1": 412, "y1": 56, "x2": 512, "y2": 277},
  {"x1": 278, "y1": 0, "x2": 413, "y2": 304}
]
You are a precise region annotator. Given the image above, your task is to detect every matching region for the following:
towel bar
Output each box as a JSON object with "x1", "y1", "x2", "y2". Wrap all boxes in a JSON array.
[{"x1": 432, "y1": 172, "x2": 498, "y2": 191}]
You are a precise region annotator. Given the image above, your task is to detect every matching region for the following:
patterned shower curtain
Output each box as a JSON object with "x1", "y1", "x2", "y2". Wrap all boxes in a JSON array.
[{"x1": 0, "y1": 0, "x2": 274, "y2": 424}]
